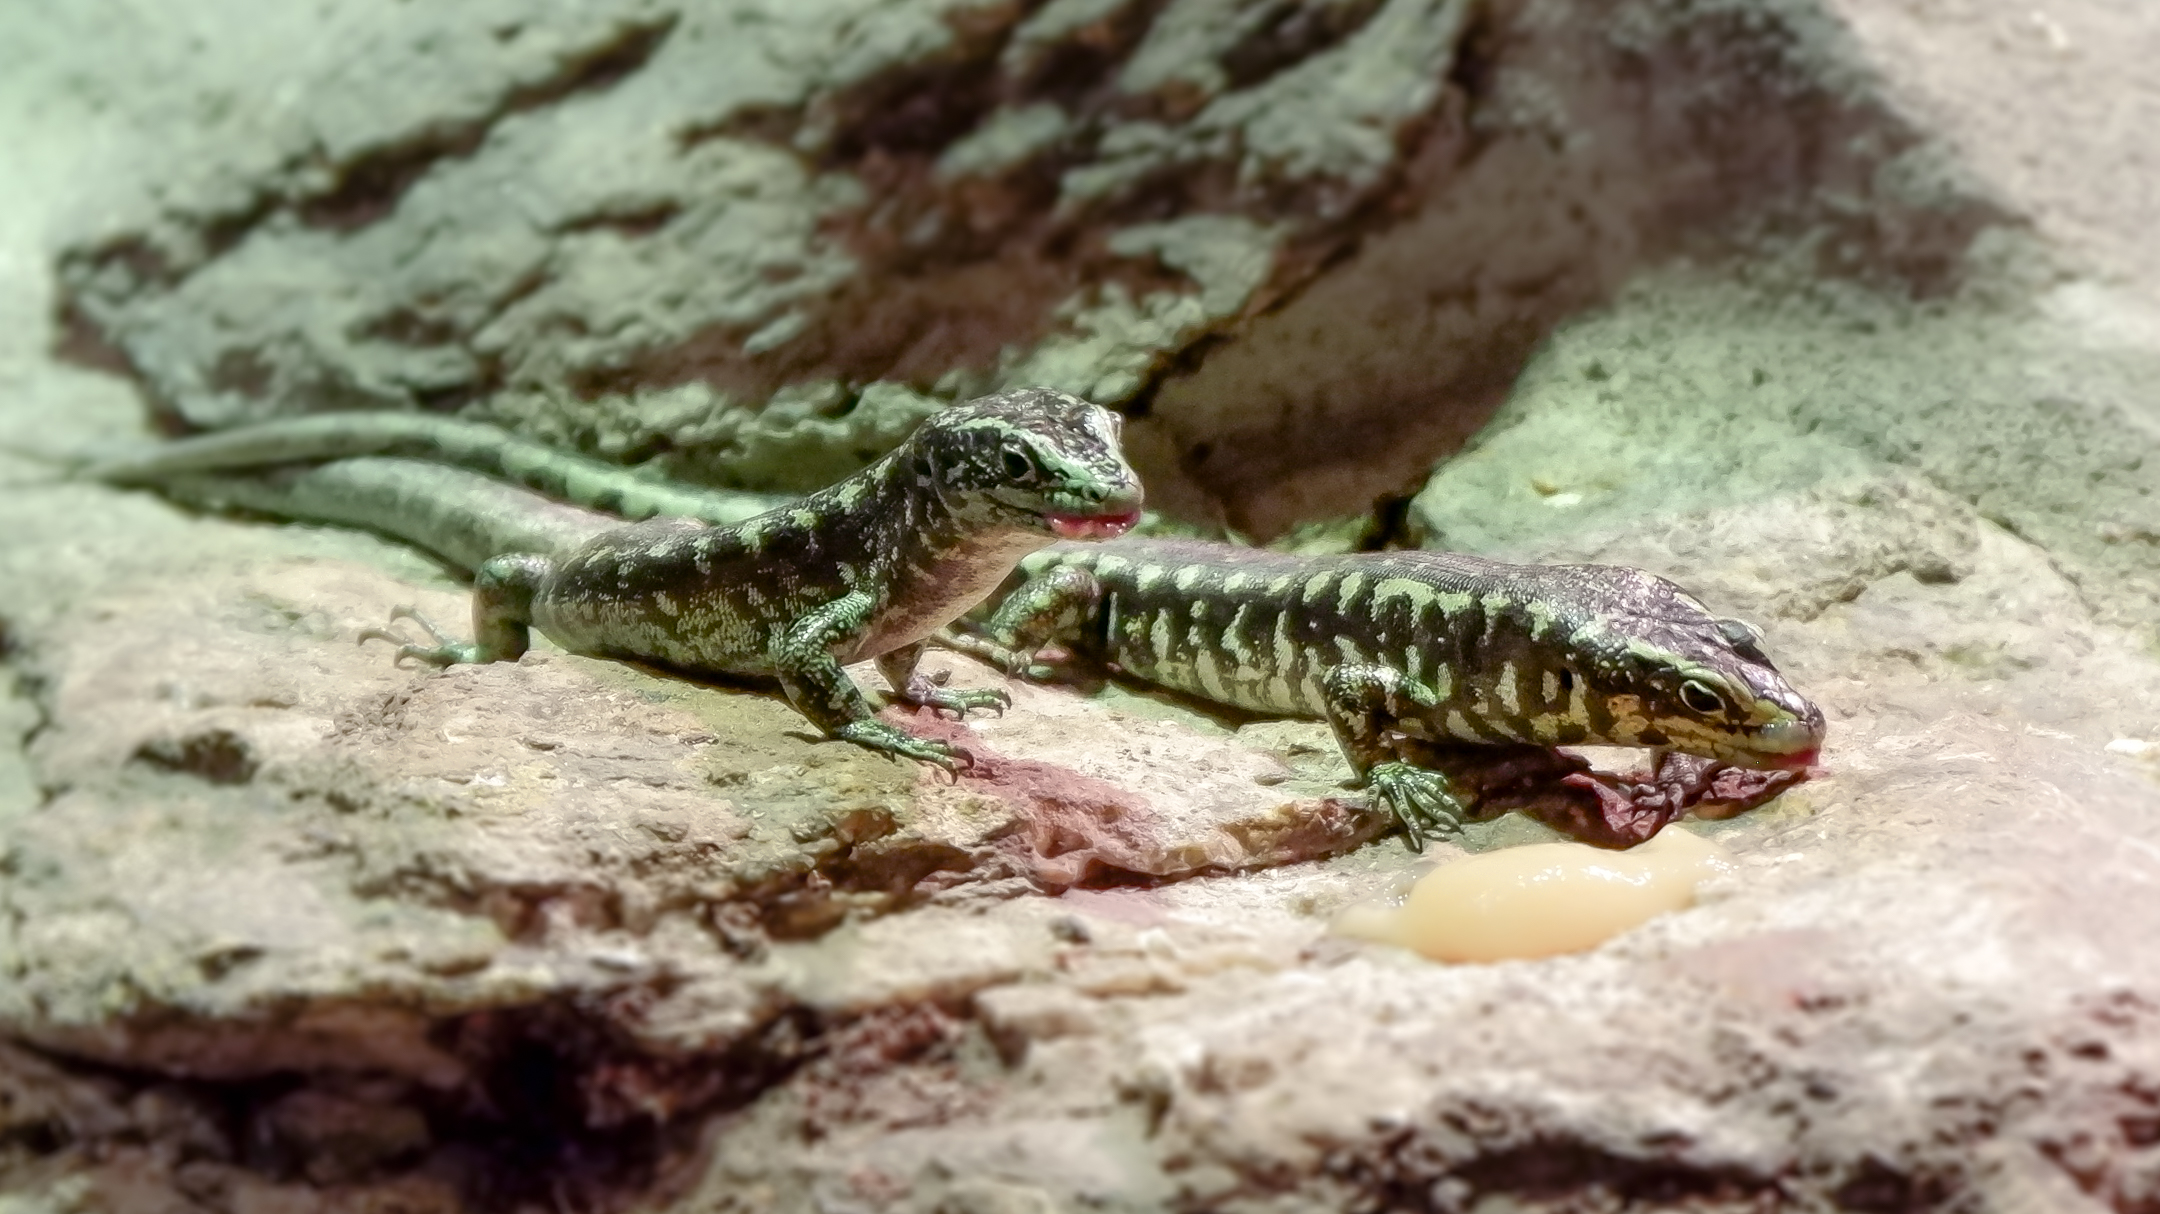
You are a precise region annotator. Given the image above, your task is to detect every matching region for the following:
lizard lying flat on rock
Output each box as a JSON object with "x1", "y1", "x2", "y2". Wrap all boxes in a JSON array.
[
  {"x1": 91, "y1": 388, "x2": 1144, "y2": 770},
  {"x1": 1387, "y1": 742, "x2": 1804, "y2": 848},
  {"x1": 944, "y1": 537, "x2": 1825, "y2": 847}
]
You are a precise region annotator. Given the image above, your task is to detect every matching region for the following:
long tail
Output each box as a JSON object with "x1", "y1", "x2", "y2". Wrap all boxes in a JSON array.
[
  {"x1": 0, "y1": 438, "x2": 86, "y2": 481},
  {"x1": 85, "y1": 413, "x2": 785, "y2": 525},
  {"x1": 157, "y1": 458, "x2": 624, "y2": 570}
]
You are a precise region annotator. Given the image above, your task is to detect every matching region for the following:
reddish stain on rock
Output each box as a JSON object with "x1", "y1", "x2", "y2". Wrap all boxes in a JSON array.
[{"x1": 895, "y1": 711, "x2": 1183, "y2": 887}]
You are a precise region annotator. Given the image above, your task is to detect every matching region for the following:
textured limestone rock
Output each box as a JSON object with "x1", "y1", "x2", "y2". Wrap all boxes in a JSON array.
[
  {"x1": 8, "y1": 0, "x2": 2160, "y2": 1210},
  {"x1": 1407, "y1": 272, "x2": 2160, "y2": 628},
  {"x1": 49, "y1": 0, "x2": 2005, "y2": 529},
  {"x1": 0, "y1": 527, "x2": 1387, "y2": 1051},
  {"x1": 52, "y1": 0, "x2": 1471, "y2": 503}
]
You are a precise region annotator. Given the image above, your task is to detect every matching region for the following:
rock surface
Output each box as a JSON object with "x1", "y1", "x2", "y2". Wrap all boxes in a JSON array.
[
  {"x1": 5, "y1": 1, "x2": 2160, "y2": 1212},
  {"x1": 46, "y1": 0, "x2": 2012, "y2": 531}
]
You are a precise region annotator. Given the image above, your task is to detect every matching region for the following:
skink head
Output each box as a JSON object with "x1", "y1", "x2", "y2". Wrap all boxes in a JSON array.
[
  {"x1": 1541, "y1": 568, "x2": 1826, "y2": 770},
  {"x1": 905, "y1": 388, "x2": 1144, "y2": 541},
  {"x1": 1394, "y1": 555, "x2": 1825, "y2": 771}
]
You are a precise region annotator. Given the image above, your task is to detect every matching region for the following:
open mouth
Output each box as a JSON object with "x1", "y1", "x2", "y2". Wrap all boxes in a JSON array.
[
  {"x1": 1047, "y1": 510, "x2": 1141, "y2": 540},
  {"x1": 1739, "y1": 717, "x2": 1824, "y2": 772},
  {"x1": 1746, "y1": 746, "x2": 1820, "y2": 772}
]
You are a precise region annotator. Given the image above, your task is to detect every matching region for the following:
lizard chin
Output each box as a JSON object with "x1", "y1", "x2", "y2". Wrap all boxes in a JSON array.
[
  {"x1": 1047, "y1": 510, "x2": 1141, "y2": 540},
  {"x1": 1725, "y1": 744, "x2": 1820, "y2": 772},
  {"x1": 1711, "y1": 714, "x2": 1824, "y2": 772},
  {"x1": 1761, "y1": 747, "x2": 1821, "y2": 771}
]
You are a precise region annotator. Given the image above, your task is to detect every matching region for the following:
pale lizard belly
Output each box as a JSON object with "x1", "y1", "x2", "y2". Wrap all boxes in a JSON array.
[{"x1": 844, "y1": 530, "x2": 1050, "y2": 662}]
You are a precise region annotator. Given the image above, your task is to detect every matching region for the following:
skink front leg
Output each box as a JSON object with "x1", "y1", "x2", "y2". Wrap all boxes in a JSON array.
[
  {"x1": 940, "y1": 564, "x2": 1102, "y2": 680},
  {"x1": 775, "y1": 592, "x2": 967, "y2": 771},
  {"x1": 1321, "y1": 662, "x2": 1471, "y2": 852}
]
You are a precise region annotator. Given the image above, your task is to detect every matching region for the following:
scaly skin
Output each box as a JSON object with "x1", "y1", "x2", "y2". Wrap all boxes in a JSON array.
[
  {"x1": 88, "y1": 412, "x2": 791, "y2": 526},
  {"x1": 946, "y1": 537, "x2": 1825, "y2": 846},
  {"x1": 96, "y1": 389, "x2": 1144, "y2": 770}
]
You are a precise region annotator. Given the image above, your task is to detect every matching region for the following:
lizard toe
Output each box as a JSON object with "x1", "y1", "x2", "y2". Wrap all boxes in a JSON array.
[
  {"x1": 386, "y1": 604, "x2": 456, "y2": 646},
  {"x1": 396, "y1": 643, "x2": 465, "y2": 668},
  {"x1": 1367, "y1": 761, "x2": 1467, "y2": 852}
]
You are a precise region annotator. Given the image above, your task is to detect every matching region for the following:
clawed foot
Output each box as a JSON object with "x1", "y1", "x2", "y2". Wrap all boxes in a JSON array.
[
  {"x1": 1364, "y1": 760, "x2": 1469, "y2": 853},
  {"x1": 835, "y1": 719, "x2": 973, "y2": 775},
  {"x1": 919, "y1": 685, "x2": 1014, "y2": 717},
  {"x1": 986, "y1": 652, "x2": 1064, "y2": 683},
  {"x1": 998, "y1": 652, "x2": 1052, "y2": 681},
  {"x1": 905, "y1": 668, "x2": 1013, "y2": 718},
  {"x1": 358, "y1": 605, "x2": 480, "y2": 667},
  {"x1": 931, "y1": 629, "x2": 1060, "y2": 683}
]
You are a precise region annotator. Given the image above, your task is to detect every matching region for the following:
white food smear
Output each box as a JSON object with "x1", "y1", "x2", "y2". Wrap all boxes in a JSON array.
[{"x1": 1334, "y1": 830, "x2": 1736, "y2": 963}]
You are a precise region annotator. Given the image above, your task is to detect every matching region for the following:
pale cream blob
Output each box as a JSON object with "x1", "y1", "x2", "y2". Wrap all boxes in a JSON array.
[{"x1": 1334, "y1": 830, "x2": 1736, "y2": 963}]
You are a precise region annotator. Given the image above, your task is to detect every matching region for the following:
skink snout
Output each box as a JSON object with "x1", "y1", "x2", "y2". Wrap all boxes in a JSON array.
[
  {"x1": 1749, "y1": 713, "x2": 1826, "y2": 771},
  {"x1": 1047, "y1": 483, "x2": 1144, "y2": 540}
]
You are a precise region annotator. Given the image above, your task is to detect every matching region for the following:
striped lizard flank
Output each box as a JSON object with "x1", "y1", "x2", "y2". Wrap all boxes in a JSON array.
[{"x1": 947, "y1": 537, "x2": 1825, "y2": 847}]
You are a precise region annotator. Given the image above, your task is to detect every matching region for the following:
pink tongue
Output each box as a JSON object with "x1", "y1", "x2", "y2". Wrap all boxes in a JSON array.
[
  {"x1": 1763, "y1": 747, "x2": 1821, "y2": 772},
  {"x1": 1048, "y1": 510, "x2": 1140, "y2": 540}
]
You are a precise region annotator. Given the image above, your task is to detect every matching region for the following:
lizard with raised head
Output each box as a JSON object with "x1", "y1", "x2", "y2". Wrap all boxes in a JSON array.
[
  {"x1": 90, "y1": 387, "x2": 1144, "y2": 770},
  {"x1": 944, "y1": 537, "x2": 1825, "y2": 847}
]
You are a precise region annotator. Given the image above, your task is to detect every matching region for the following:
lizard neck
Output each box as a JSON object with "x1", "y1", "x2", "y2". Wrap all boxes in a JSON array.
[{"x1": 839, "y1": 449, "x2": 1050, "y2": 659}]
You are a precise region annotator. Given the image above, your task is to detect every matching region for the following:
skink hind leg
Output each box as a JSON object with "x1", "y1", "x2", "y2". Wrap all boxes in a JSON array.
[
  {"x1": 359, "y1": 605, "x2": 477, "y2": 666},
  {"x1": 935, "y1": 627, "x2": 1071, "y2": 683},
  {"x1": 358, "y1": 553, "x2": 550, "y2": 667}
]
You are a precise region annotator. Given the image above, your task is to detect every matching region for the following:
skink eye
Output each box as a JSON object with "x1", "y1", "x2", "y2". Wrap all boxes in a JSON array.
[
  {"x1": 1715, "y1": 616, "x2": 1772, "y2": 665},
  {"x1": 1002, "y1": 444, "x2": 1037, "y2": 480},
  {"x1": 1680, "y1": 680, "x2": 1725, "y2": 715}
]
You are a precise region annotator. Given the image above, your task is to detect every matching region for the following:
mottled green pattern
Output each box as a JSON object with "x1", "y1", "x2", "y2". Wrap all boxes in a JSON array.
[
  {"x1": 98, "y1": 389, "x2": 1143, "y2": 770},
  {"x1": 958, "y1": 537, "x2": 1824, "y2": 844},
  {"x1": 151, "y1": 457, "x2": 621, "y2": 572},
  {"x1": 90, "y1": 412, "x2": 789, "y2": 527}
]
